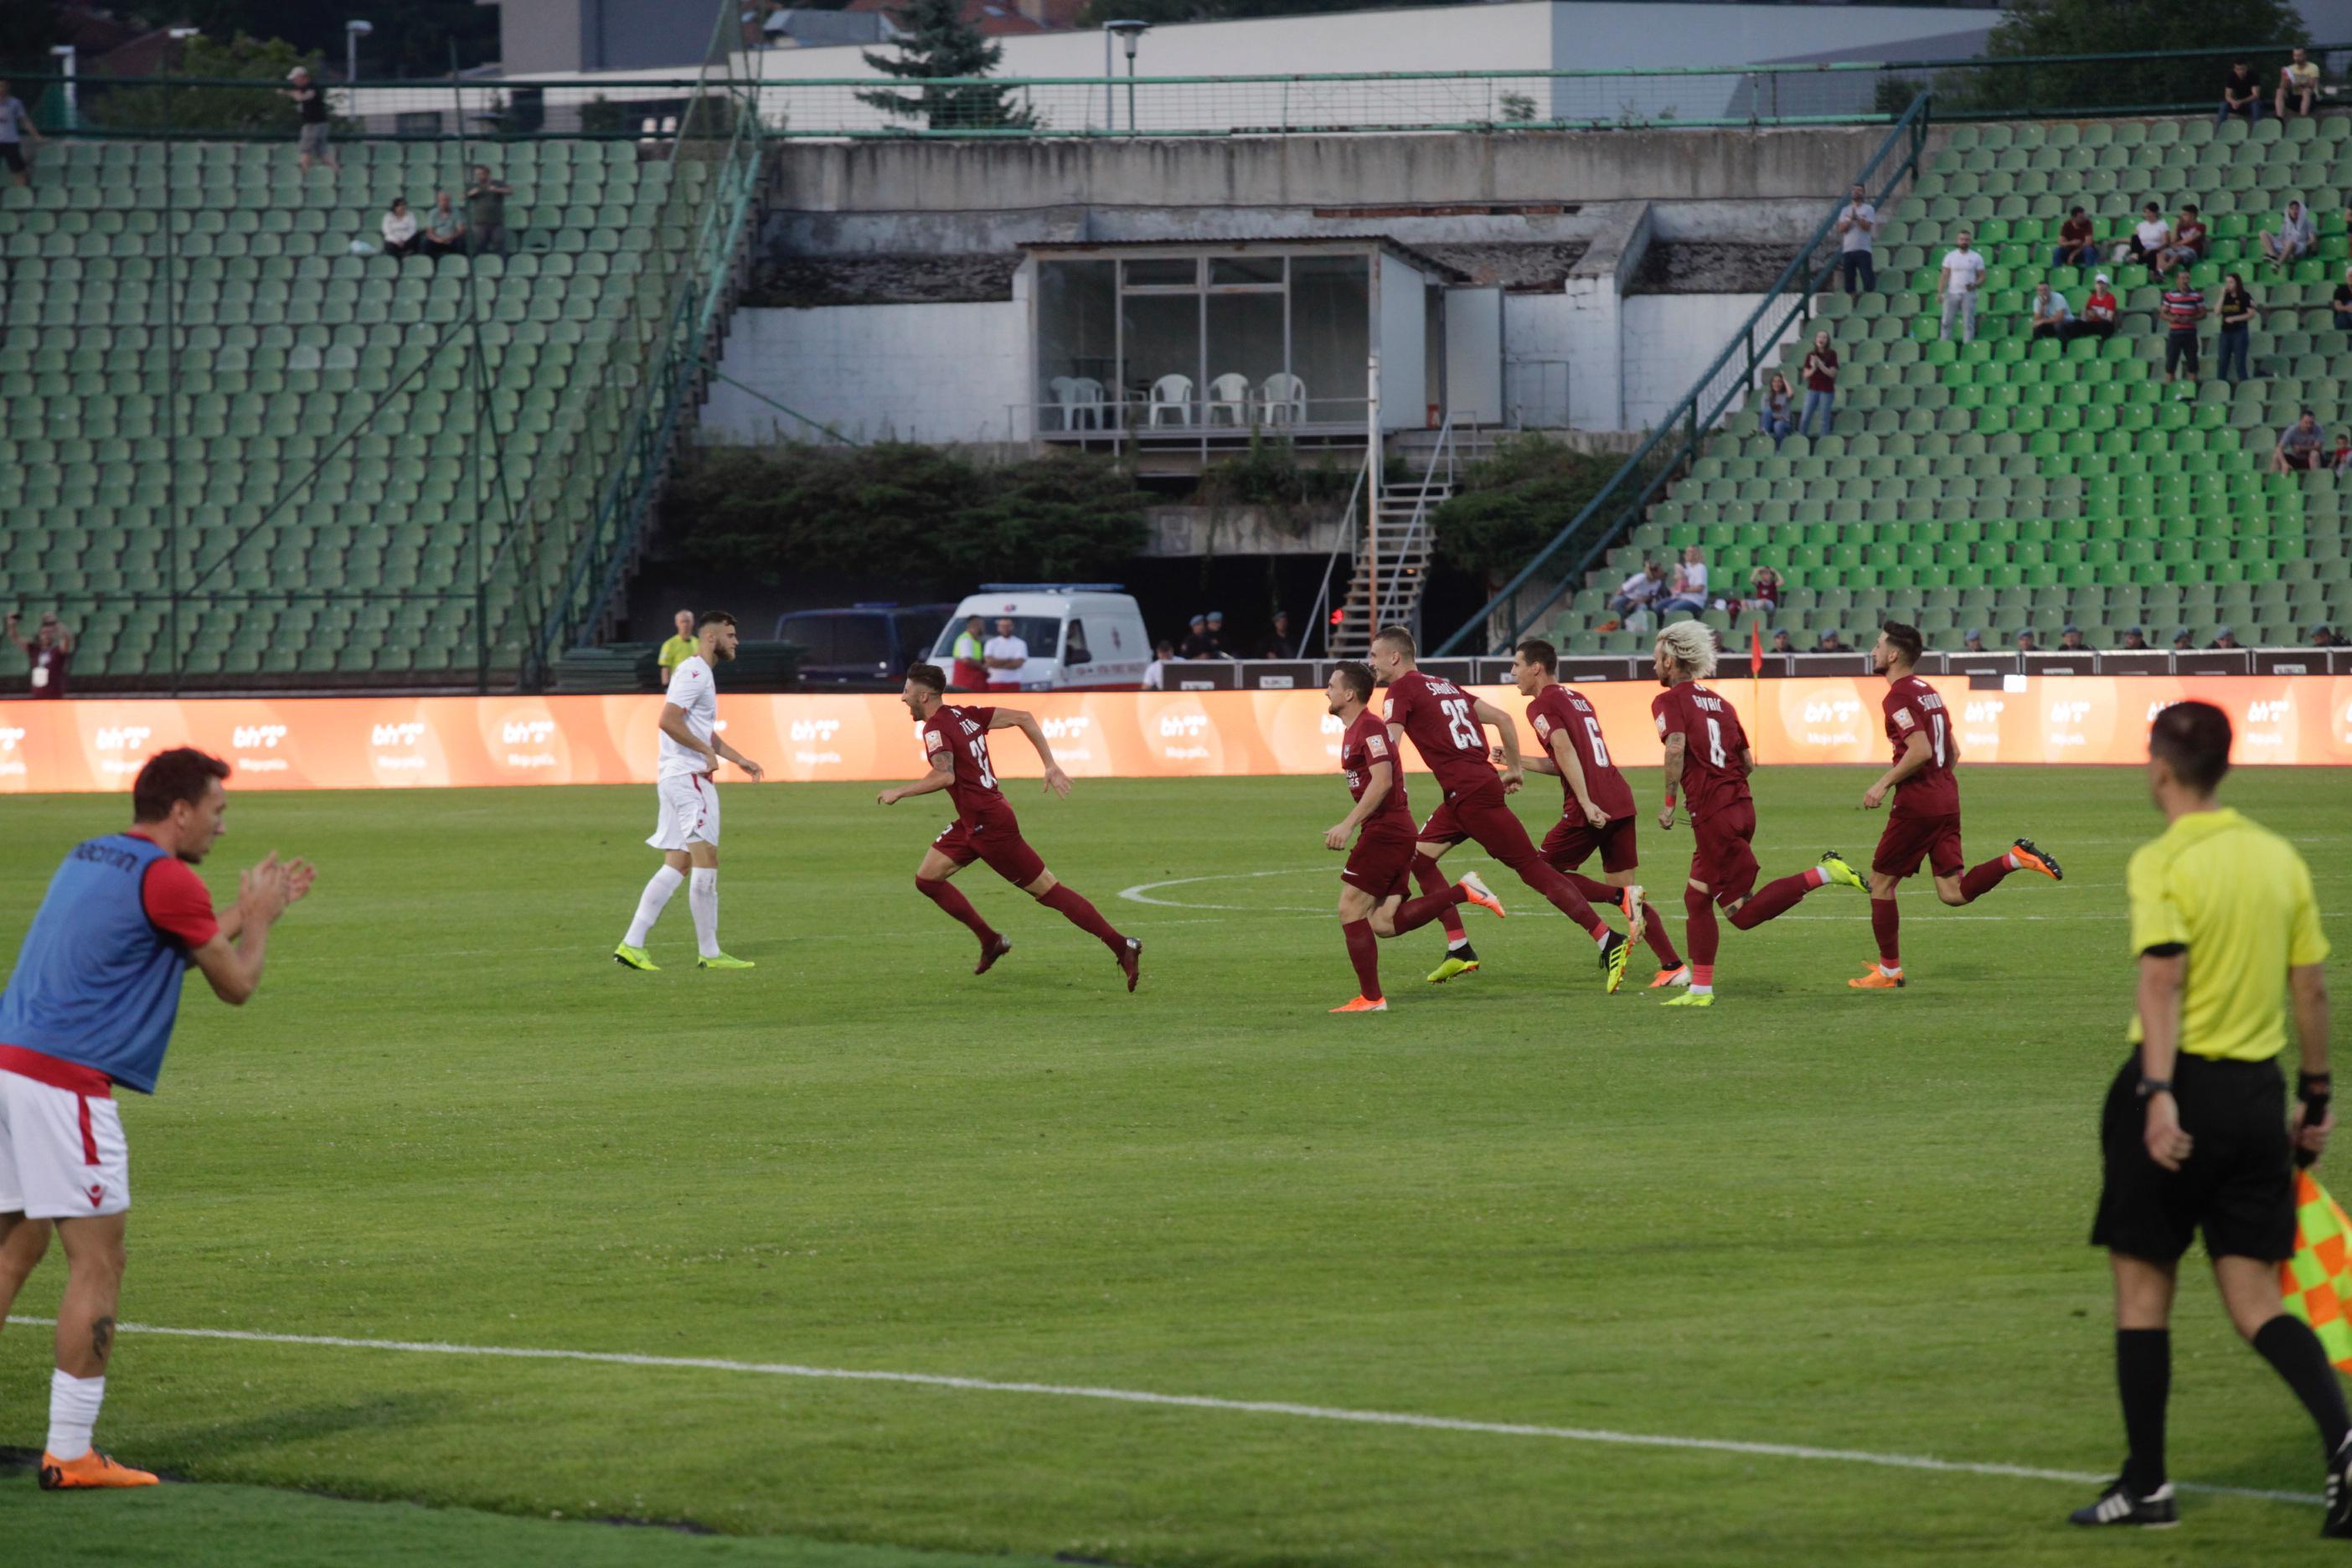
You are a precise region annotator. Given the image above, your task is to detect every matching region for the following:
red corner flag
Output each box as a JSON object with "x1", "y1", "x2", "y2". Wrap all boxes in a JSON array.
[{"x1": 1749, "y1": 619, "x2": 1765, "y2": 677}]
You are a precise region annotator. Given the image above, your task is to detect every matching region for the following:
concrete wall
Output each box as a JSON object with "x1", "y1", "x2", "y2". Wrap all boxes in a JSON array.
[
  {"x1": 703, "y1": 302, "x2": 1029, "y2": 446},
  {"x1": 1378, "y1": 251, "x2": 1430, "y2": 432},
  {"x1": 1621, "y1": 293, "x2": 1796, "y2": 431}
]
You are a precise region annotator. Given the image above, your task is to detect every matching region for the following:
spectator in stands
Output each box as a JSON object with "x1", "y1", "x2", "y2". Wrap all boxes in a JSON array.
[
  {"x1": 2275, "y1": 408, "x2": 2327, "y2": 472},
  {"x1": 1203, "y1": 611, "x2": 1232, "y2": 658},
  {"x1": 1658, "y1": 547, "x2": 1710, "y2": 616},
  {"x1": 1815, "y1": 629, "x2": 1853, "y2": 653},
  {"x1": 2278, "y1": 47, "x2": 2321, "y2": 119},
  {"x1": 2121, "y1": 627, "x2": 2151, "y2": 650},
  {"x1": 1963, "y1": 628, "x2": 1987, "y2": 652},
  {"x1": 1142, "y1": 640, "x2": 1178, "y2": 690},
  {"x1": 0, "y1": 79, "x2": 44, "y2": 190},
  {"x1": 2014, "y1": 629, "x2": 2041, "y2": 653},
  {"x1": 2334, "y1": 431, "x2": 2352, "y2": 474},
  {"x1": 380, "y1": 197, "x2": 420, "y2": 260},
  {"x1": 2218, "y1": 61, "x2": 2265, "y2": 126},
  {"x1": 983, "y1": 616, "x2": 1029, "y2": 692},
  {"x1": 2172, "y1": 627, "x2": 2195, "y2": 650},
  {"x1": 1770, "y1": 629, "x2": 1796, "y2": 653},
  {"x1": 2117, "y1": 202, "x2": 2170, "y2": 268},
  {"x1": 2157, "y1": 204, "x2": 2207, "y2": 273},
  {"x1": 1937, "y1": 230, "x2": 1986, "y2": 343},
  {"x1": 2053, "y1": 206, "x2": 2098, "y2": 269},
  {"x1": 1258, "y1": 611, "x2": 1295, "y2": 660},
  {"x1": 1759, "y1": 373, "x2": 1794, "y2": 448},
  {"x1": 1747, "y1": 563, "x2": 1784, "y2": 618},
  {"x1": 2313, "y1": 625, "x2": 2342, "y2": 647},
  {"x1": 2262, "y1": 198, "x2": 2315, "y2": 268},
  {"x1": 2160, "y1": 267, "x2": 2205, "y2": 394},
  {"x1": 282, "y1": 67, "x2": 337, "y2": 175},
  {"x1": 5, "y1": 611, "x2": 71, "y2": 698},
  {"x1": 658, "y1": 608, "x2": 699, "y2": 682},
  {"x1": 2212, "y1": 625, "x2": 2242, "y2": 649},
  {"x1": 2332, "y1": 264, "x2": 2352, "y2": 341},
  {"x1": 948, "y1": 614, "x2": 988, "y2": 689},
  {"x1": 1799, "y1": 333, "x2": 1838, "y2": 437},
  {"x1": 2215, "y1": 271, "x2": 2259, "y2": 384},
  {"x1": 2069, "y1": 272, "x2": 2121, "y2": 342},
  {"x1": 2029, "y1": 281, "x2": 2073, "y2": 340},
  {"x1": 466, "y1": 164, "x2": 512, "y2": 256},
  {"x1": 422, "y1": 191, "x2": 467, "y2": 259},
  {"x1": 1608, "y1": 560, "x2": 1666, "y2": 622},
  {"x1": 1834, "y1": 183, "x2": 1876, "y2": 294},
  {"x1": 1179, "y1": 614, "x2": 1213, "y2": 658},
  {"x1": 2060, "y1": 625, "x2": 2089, "y2": 651}
]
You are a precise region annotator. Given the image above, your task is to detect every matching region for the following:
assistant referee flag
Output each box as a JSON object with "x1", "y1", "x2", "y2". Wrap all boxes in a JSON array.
[{"x1": 2283, "y1": 1171, "x2": 2352, "y2": 1372}]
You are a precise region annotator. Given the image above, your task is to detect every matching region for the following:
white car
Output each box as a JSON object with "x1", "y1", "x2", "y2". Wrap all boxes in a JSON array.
[{"x1": 931, "y1": 584, "x2": 1152, "y2": 692}]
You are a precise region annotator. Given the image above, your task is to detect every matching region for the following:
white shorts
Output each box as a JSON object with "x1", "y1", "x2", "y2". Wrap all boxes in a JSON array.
[
  {"x1": 647, "y1": 771, "x2": 720, "y2": 852},
  {"x1": 0, "y1": 1069, "x2": 131, "y2": 1220}
]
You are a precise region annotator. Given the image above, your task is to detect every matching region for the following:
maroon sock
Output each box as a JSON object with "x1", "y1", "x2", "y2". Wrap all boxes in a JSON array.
[
  {"x1": 1870, "y1": 897, "x2": 1901, "y2": 967},
  {"x1": 1565, "y1": 872, "x2": 1618, "y2": 905},
  {"x1": 1039, "y1": 884, "x2": 1127, "y2": 954},
  {"x1": 1412, "y1": 858, "x2": 1467, "y2": 941},
  {"x1": 1683, "y1": 884, "x2": 1720, "y2": 967},
  {"x1": 1957, "y1": 853, "x2": 2015, "y2": 903},
  {"x1": 916, "y1": 876, "x2": 998, "y2": 945},
  {"x1": 1342, "y1": 918, "x2": 1382, "y2": 1000},
  {"x1": 1391, "y1": 885, "x2": 1468, "y2": 935},
  {"x1": 1643, "y1": 912, "x2": 1683, "y2": 969},
  {"x1": 1519, "y1": 861, "x2": 1607, "y2": 940},
  {"x1": 1727, "y1": 867, "x2": 1826, "y2": 931}
]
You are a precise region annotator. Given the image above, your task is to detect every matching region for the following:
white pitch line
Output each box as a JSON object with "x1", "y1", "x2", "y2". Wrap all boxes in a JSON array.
[{"x1": 5, "y1": 1316, "x2": 2315, "y2": 1508}]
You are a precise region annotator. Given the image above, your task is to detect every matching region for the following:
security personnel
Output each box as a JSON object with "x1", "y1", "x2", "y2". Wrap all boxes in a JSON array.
[{"x1": 2074, "y1": 701, "x2": 2347, "y2": 1532}]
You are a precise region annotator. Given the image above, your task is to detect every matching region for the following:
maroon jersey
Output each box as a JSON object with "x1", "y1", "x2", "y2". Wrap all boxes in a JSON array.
[
  {"x1": 1340, "y1": 709, "x2": 1413, "y2": 833},
  {"x1": 920, "y1": 704, "x2": 1010, "y2": 825},
  {"x1": 1381, "y1": 668, "x2": 1498, "y2": 800},
  {"x1": 1882, "y1": 674, "x2": 1959, "y2": 817},
  {"x1": 1650, "y1": 682, "x2": 1752, "y2": 821},
  {"x1": 1526, "y1": 683, "x2": 1634, "y2": 822}
]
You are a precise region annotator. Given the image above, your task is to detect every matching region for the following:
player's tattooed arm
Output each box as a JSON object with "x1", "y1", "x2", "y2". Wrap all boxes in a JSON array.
[
  {"x1": 1657, "y1": 732, "x2": 1686, "y2": 830},
  {"x1": 989, "y1": 709, "x2": 1073, "y2": 798},
  {"x1": 878, "y1": 753, "x2": 954, "y2": 806}
]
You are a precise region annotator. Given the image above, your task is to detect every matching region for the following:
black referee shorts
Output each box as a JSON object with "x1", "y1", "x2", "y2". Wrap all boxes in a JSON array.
[{"x1": 2092, "y1": 1052, "x2": 2295, "y2": 1264}]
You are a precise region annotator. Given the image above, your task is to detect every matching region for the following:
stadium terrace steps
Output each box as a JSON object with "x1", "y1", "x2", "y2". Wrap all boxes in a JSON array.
[{"x1": 1556, "y1": 111, "x2": 2346, "y2": 656}]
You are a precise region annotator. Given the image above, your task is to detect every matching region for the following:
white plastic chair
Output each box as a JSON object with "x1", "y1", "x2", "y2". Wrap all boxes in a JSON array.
[
  {"x1": 1206, "y1": 373, "x2": 1251, "y2": 426},
  {"x1": 1258, "y1": 372, "x2": 1307, "y2": 426},
  {"x1": 1069, "y1": 376, "x2": 1104, "y2": 429},
  {"x1": 1148, "y1": 374, "x2": 1194, "y2": 426}
]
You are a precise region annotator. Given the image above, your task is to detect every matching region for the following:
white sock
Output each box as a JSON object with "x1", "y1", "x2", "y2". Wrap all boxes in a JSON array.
[
  {"x1": 47, "y1": 1369, "x2": 104, "y2": 1461},
  {"x1": 624, "y1": 865, "x2": 685, "y2": 947},
  {"x1": 689, "y1": 868, "x2": 720, "y2": 958},
  {"x1": 1447, "y1": 936, "x2": 1469, "y2": 952},
  {"x1": 1880, "y1": 962, "x2": 1901, "y2": 977},
  {"x1": 2004, "y1": 851, "x2": 2022, "y2": 870},
  {"x1": 1689, "y1": 985, "x2": 1713, "y2": 996}
]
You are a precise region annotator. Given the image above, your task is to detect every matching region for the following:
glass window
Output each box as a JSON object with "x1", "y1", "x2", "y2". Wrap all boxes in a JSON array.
[
  {"x1": 930, "y1": 617, "x2": 1062, "y2": 663},
  {"x1": 1062, "y1": 619, "x2": 1093, "y2": 665},
  {"x1": 1036, "y1": 260, "x2": 1117, "y2": 422},
  {"x1": 1123, "y1": 293, "x2": 1200, "y2": 420},
  {"x1": 1210, "y1": 255, "x2": 1284, "y2": 286},
  {"x1": 1121, "y1": 257, "x2": 1199, "y2": 288},
  {"x1": 1287, "y1": 254, "x2": 1370, "y2": 424},
  {"x1": 1206, "y1": 291, "x2": 1286, "y2": 426}
]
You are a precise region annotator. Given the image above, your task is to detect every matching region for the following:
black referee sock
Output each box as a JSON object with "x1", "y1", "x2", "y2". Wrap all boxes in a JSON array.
[
  {"x1": 2251, "y1": 1314, "x2": 2352, "y2": 1461},
  {"x1": 2116, "y1": 1328, "x2": 2171, "y2": 1493}
]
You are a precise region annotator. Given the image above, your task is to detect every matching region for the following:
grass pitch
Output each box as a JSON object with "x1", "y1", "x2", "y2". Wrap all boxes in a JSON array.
[{"x1": 2, "y1": 764, "x2": 2349, "y2": 1566}]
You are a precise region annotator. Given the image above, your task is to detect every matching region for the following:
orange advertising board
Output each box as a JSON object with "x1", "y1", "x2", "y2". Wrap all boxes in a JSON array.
[{"x1": 3, "y1": 677, "x2": 2349, "y2": 795}]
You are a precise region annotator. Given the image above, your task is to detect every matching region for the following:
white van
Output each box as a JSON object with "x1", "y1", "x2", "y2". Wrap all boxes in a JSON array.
[{"x1": 928, "y1": 584, "x2": 1152, "y2": 692}]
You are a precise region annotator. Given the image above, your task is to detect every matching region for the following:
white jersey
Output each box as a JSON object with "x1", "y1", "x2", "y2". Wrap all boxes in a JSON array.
[{"x1": 657, "y1": 653, "x2": 718, "y2": 778}]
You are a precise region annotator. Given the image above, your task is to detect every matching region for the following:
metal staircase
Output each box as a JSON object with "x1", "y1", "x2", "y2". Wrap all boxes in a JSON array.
[{"x1": 1327, "y1": 477, "x2": 1450, "y2": 658}]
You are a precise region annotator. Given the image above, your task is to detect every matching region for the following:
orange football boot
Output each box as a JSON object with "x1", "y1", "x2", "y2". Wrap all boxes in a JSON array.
[
  {"x1": 1849, "y1": 964, "x2": 1906, "y2": 990},
  {"x1": 1328, "y1": 995, "x2": 1389, "y2": 1014},
  {"x1": 2009, "y1": 838, "x2": 2064, "y2": 881},
  {"x1": 39, "y1": 1450, "x2": 158, "y2": 1490}
]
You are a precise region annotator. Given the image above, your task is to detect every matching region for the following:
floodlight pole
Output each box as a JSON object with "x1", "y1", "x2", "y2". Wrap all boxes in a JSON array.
[
  {"x1": 47, "y1": 45, "x2": 75, "y2": 131},
  {"x1": 1101, "y1": 21, "x2": 1147, "y2": 133}
]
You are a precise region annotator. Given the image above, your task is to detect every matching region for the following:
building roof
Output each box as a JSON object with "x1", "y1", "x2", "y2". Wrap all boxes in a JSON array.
[
  {"x1": 1019, "y1": 235, "x2": 1471, "y2": 282},
  {"x1": 843, "y1": 0, "x2": 1089, "y2": 36}
]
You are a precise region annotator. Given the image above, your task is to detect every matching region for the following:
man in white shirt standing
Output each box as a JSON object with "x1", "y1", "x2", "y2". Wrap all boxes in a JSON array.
[
  {"x1": 615, "y1": 611, "x2": 765, "y2": 972},
  {"x1": 1938, "y1": 230, "x2": 1986, "y2": 343},
  {"x1": 1835, "y1": 182, "x2": 1876, "y2": 295},
  {"x1": 983, "y1": 616, "x2": 1029, "y2": 694}
]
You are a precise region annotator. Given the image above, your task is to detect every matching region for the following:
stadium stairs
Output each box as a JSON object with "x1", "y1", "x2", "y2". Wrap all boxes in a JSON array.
[
  {"x1": 1547, "y1": 111, "x2": 2349, "y2": 656},
  {"x1": 0, "y1": 137, "x2": 720, "y2": 689}
]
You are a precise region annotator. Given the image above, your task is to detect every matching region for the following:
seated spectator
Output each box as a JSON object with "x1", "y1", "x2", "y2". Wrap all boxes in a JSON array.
[
  {"x1": 2014, "y1": 629, "x2": 2040, "y2": 653},
  {"x1": 2215, "y1": 272, "x2": 2258, "y2": 385},
  {"x1": 1658, "y1": 546, "x2": 1710, "y2": 615},
  {"x1": 2276, "y1": 408, "x2": 2327, "y2": 472},
  {"x1": 1937, "y1": 230, "x2": 1986, "y2": 343},
  {"x1": 2171, "y1": 627, "x2": 2195, "y2": 650},
  {"x1": 465, "y1": 163, "x2": 512, "y2": 255},
  {"x1": 1815, "y1": 629, "x2": 1853, "y2": 653},
  {"x1": 2160, "y1": 268, "x2": 2205, "y2": 392},
  {"x1": 380, "y1": 196, "x2": 419, "y2": 259},
  {"x1": 2312, "y1": 624, "x2": 2342, "y2": 647},
  {"x1": 1257, "y1": 611, "x2": 1295, "y2": 660},
  {"x1": 1759, "y1": 373, "x2": 1794, "y2": 448},
  {"x1": 1178, "y1": 613, "x2": 1213, "y2": 658},
  {"x1": 2157, "y1": 204, "x2": 2206, "y2": 273},
  {"x1": 2334, "y1": 431, "x2": 2352, "y2": 473},
  {"x1": 1770, "y1": 629, "x2": 1796, "y2": 653},
  {"x1": 2217, "y1": 61, "x2": 2264, "y2": 126},
  {"x1": 2059, "y1": 625, "x2": 2089, "y2": 651},
  {"x1": 2068, "y1": 272, "x2": 2120, "y2": 340},
  {"x1": 2262, "y1": 198, "x2": 2315, "y2": 267},
  {"x1": 1799, "y1": 331, "x2": 1838, "y2": 437},
  {"x1": 2332, "y1": 264, "x2": 2352, "y2": 340},
  {"x1": 2115, "y1": 202, "x2": 2169, "y2": 267},
  {"x1": 2029, "y1": 282, "x2": 2073, "y2": 339},
  {"x1": 2278, "y1": 46, "x2": 2321, "y2": 118},
  {"x1": 2052, "y1": 206, "x2": 2098, "y2": 269},
  {"x1": 2119, "y1": 627, "x2": 2150, "y2": 650},
  {"x1": 1962, "y1": 628, "x2": 1988, "y2": 652},
  {"x1": 422, "y1": 190, "x2": 466, "y2": 258},
  {"x1": 2211, "y1": 625, "x2": 2242, "y2": 650},
  {"x1": 1203, "y1": 611, "x2": 1232, "y2": 658},
  {"x1": 1746, "y1": 564, "x2": 1784, "y2": 616},
  {"x1": 1608, "y1": 560, "x2": 1666, "y2": 620}
]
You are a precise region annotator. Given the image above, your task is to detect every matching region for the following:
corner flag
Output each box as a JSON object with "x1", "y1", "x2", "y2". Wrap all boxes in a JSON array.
[
  {"x1": 1749, "y1": 620, "x2": 1764, "y2": 677},
  {"x1": 2281, "y1": 1170, "x2": 2352, "y2": 1371}
]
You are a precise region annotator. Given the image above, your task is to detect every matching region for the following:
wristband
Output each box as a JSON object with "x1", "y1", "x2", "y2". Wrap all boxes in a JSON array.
[
  {"x1": 2137, "y1": 1077, "x2": 2173, "y2": 1098},
  {"x1": 2301, "y1": 1072, "x2": 2333, "y2": 1097},
  {"x1": 1663, "y1": 793, "x2": 1677, "y2": 808}
]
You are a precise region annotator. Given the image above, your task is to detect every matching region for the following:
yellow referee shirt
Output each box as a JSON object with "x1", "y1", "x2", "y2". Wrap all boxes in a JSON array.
[
  {"x1": 658, "y1": 634, "x2": 699, "y2": 679},
  {"x1": 2127, "y1": 807, "x2": 2330, "y2": 1061}
]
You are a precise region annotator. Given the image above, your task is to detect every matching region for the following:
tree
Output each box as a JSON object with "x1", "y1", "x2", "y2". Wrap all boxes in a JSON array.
[
  {"x1": 859, "y1": 0, "x2": 1036, "y2": 132},
  {"x1": 1960, "y1": 0, "x2": 2307, "y2": 114},
  {"x1": 84, "y1": 34, "x2": 329, "y2": 136},
  {"x1": 1430, "y1": 436, "x2": 1662, "y2": 587}
]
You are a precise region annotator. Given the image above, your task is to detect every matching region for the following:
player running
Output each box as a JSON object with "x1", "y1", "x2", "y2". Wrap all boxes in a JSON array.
[
  {"x1": 1323, "y1": 662, "x2": 1504, "y2": 1013},
  {"x1": 1507, "y1": 637, "x2": 1688, "y2": 988},
  {"x1": 879, "y1": 663, "x2": 1142, "y2": 990},
  {"x1": 1849, "y1": 621, "x2": 2062, "y2": 990},
  {"x1": 615, "y1": 610, "x2": 764, "y2": 972},
  {"x1": 1651, "y1": 622, "x2": 1864, "y2": 1007},
  {"x1": 0, "y1": 748, "x2": 312, "y2": 1490},
  {"x1": 1368, "y1": 625, "x2": 1633, "y2": 993}
]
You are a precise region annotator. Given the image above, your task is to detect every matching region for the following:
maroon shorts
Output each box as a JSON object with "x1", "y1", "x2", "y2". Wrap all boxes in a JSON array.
[
  {"x1": 933, "y1": 811, "x2": 1047, "y2": 887},
  {"x1": 1418, "y1": 783, "x2": 1543, "y2": 868},
  {"x1": 1689, "y1": 801, "x2": 1761, "y2": 906},
  {"x1": 1343, "y1": 826, "x2": 1417, "y2": 901},
  {"x1": 1540, "y1": 812, "x2": 1639, "y2": 875},
  {"x1": 1873, "y1": 809, "x2": 1964, "y2": 880}
]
